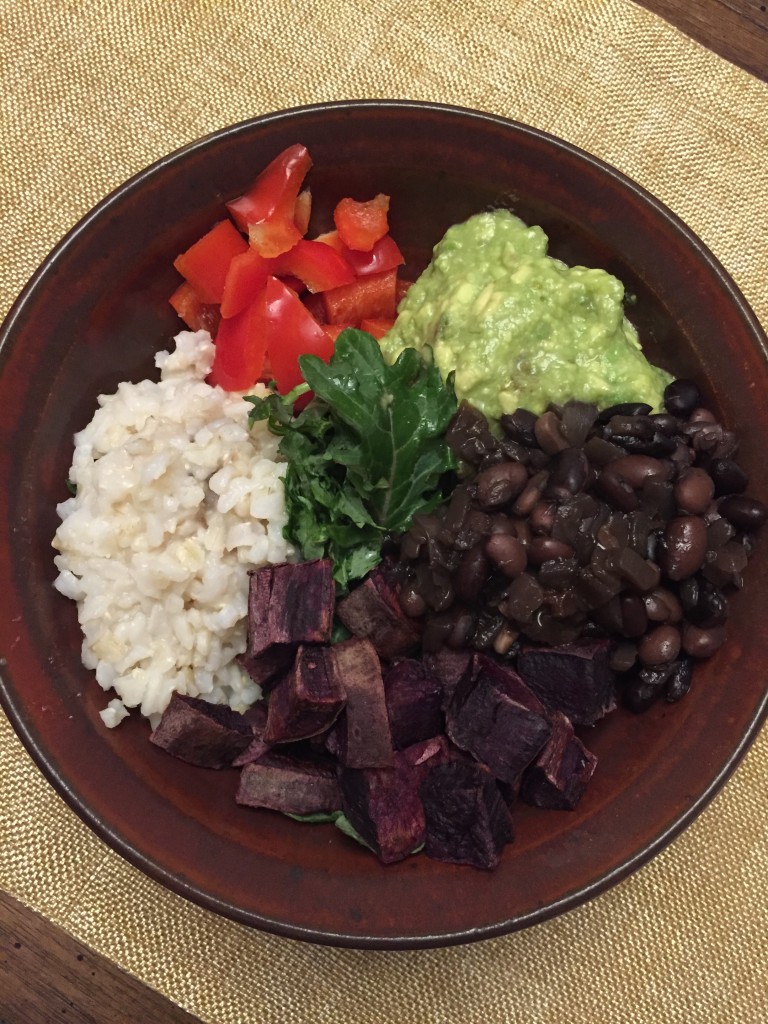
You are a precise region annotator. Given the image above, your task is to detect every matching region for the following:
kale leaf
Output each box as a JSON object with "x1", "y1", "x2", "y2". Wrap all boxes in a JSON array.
[{"x1": 246, "y1": 330, "x2": 457, "y2": 588}]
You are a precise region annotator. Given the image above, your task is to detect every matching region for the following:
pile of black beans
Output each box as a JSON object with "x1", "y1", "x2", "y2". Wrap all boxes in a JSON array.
[{"x1": 393, "y1": 379, "x2": 767, "y2": 712}]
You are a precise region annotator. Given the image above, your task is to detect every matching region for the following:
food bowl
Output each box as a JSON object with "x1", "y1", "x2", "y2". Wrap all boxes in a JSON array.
[{"x1": 1, "y1": 100, "x2": 767, "y2": 948}]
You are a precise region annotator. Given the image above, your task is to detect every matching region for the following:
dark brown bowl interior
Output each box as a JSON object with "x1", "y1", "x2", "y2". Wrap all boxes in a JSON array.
[{"x1": 1, "y1": 100, "x2": 767, "y2": 949}]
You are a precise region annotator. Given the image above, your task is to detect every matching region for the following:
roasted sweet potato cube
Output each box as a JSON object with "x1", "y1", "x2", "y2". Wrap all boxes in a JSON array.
[
  {"x1": 420, "y1": 761, "x2": 514, "y2": 870},
  {"x1": 328, "y1": 637, "x2": 394, "y2": 768},
  {"x1": 336, "y1": 567, "x2": 419, "y2": 658},
  {"x1": 520, "y1": 711, "x2": 598, "y2": 810},
  {"x1": 242, "y1": 559, "x2": 334, "y2": 686},
  {"x1": 517, "y1": 639, "x2": 616, "y2": 726},
  {"x1": 236, "y1": 756, "x2": 341, "y2": 816},
  {"x1": 383, "y1": 658, "x2": 444, "y2": 749},
  {"x1": 150, "y1": 694, "x2": 252, "y2": 768},
  {"x1": 339, "y1": 753, "x2": 426, "y2": 864},
  {"x1": 446, "y1": 661, "x2": 551, "y2": 784},
  {"x1": 264, "y1": 645, "x2": 345, "y2": 744}
]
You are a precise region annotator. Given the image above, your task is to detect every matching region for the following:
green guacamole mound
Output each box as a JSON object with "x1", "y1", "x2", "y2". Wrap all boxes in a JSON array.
[{"x1": 380, "y1": 210, "x2": 671, "y2": 421}]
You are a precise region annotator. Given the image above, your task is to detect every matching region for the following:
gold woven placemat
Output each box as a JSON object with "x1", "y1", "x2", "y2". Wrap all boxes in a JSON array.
[{"x1": 2, "y1": 1, "x2": 767, "y2": 1021}]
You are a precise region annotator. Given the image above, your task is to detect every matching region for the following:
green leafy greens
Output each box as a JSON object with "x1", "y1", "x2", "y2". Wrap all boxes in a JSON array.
[{"x1": 246, "y1": 329, "x2": 457, "y2": 588}]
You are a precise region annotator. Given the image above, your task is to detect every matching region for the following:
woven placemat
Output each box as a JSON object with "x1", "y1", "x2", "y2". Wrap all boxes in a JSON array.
[{"x1": 2, "y1": 1, "x2": 767, "y2": 1021}]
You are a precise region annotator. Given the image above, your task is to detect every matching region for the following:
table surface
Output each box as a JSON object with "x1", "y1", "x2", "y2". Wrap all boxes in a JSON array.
[{"x1": 1, "y1": 1, "x2": 766, "y2": 1021}]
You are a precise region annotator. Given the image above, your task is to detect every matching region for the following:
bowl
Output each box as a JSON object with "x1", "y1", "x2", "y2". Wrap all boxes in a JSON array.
[{"x1": 1, "y1": 100, "x2": 767, "y2": 949}]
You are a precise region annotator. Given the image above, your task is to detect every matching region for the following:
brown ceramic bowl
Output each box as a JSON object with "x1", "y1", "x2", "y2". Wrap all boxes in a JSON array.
[{"x1": 1, "y1": 101, "x2": 767, "y2": 949}]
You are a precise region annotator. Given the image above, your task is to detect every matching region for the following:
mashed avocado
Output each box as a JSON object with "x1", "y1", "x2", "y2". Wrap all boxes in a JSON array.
[{"x1": 381, "y1": 210, "x2": 671, "y2": 420}]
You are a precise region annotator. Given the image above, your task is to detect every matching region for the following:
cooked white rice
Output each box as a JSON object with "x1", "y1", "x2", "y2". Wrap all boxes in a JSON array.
[{"x1": 52, "y1": 329, "x2": 294, "y2": 727}]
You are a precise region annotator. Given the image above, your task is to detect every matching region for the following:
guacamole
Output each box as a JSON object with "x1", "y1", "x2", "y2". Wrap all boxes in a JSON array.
[{"x1": 381, "y1": 210, "x2": 671, "y2": 420}]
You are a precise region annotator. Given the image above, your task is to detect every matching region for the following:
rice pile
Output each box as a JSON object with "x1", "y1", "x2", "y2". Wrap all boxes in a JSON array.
[{"x1": 52, "y1": 330, "x2": 294, "y2": 728}]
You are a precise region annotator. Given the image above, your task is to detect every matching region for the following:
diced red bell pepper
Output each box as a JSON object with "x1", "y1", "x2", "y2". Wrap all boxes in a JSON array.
[
  {"x1": 396, "y1": 278, "x2": 414, "y2": 304},
  {"x1": 208, "y1": 292, "x2": 269, "y2": 391},
  {"x1": 334, "y1": 194, "x2": 390, "y2": 251},
  {"x1": 342, "y1": 234, "x2": 404, "y2": 277},
  {"x1": 220, "y1": 249, "x2": 270, "y2": 319},
  {"x1": 169, "y1": 282, "x2": 221, "y2": 335},
  {"x1": 323, "y1": 323, "x2": 354, "y2": 343},
  {"x1": 263, "y1": 277, "x2": 335, "y2": 394},
  {"x1": 359, "y1": 318, "x2": 396, "y2": 340},
  {"x1": 270, "y1": 239, "x2": 355, "y2": 294},
  {"x1": 323, "y1": 269, "x2": 398, "y2": 324},
  {"x1": 294, "y1": 188, "x2": 312, "y2": 235},
  {"x1": 226, "y1": 144, "x2": 312, "y2": 258},
  {"x1": 173, "y1": 220, "x2": 248, "y2": 304},
  {"x1": 314, "y1": 229, "x2": 346, "y2": 254}
]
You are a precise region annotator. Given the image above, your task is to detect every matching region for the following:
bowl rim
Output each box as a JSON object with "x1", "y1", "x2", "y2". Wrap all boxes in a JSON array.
[{"x1": 2, "y1": 98, "x2": 767, "y2": 948}]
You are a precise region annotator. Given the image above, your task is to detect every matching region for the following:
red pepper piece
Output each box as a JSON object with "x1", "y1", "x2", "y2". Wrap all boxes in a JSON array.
[
  {"x1": 173, "y1": 220, "x2": 248, "y2": 304},
  {"x1": 314, "y1": 229, "x2": 345, "y2": 254},
  {"x1": 359, "y1": 317, "x2": 396, "y2": 340},
  {"x1": 226, "y1": 144, "x2": 312, "y2": 258},
  {"x1": 334, "y1": 194, "x2": 390, "y2": 251},
  {"x1": 264, "y1": 277, "x2": 335, "y2": 394},
  {"x1": 271, "y1": 239, "x2": 355, "y2": 294},
  {"x1": 220, "y1": 249, "x2": 270, "y2": 319},
  {"x1": 323, "y1": 269, "x2": 398, "y2": 324},
  {"x1": 168, "y1": 282, "x2": 221, "y2": 334},
  {"x1": 294, "y1": 188, "x2": 312, "y2": 235},
  {"x1": 208, "y1": 291, "x2": 269, "y2": 392},
  {"x1": 323, "y1": 323, "x2": 355, "y2": 343},
  {"x1": 342, "y1": 234, "x2": 404, "y2": 277}
]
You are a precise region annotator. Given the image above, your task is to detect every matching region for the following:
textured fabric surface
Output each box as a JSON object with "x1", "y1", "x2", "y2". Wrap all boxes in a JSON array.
[{"x1": 2, "y1": 1, "x2": 767, "y2": 1021}]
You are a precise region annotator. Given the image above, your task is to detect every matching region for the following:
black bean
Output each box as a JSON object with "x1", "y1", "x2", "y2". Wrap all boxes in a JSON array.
[
  {"x1": 534, "y1": 411, "x2": 569, "y2": 454},
  {"x1": 485, "y1": 533, "x2": 528, "y2": 578},
  {"x1": 674, "y1": 468, "x2": 715, "y2": 515},
  {"x1": 664, "y1": 379, "x2": 702, "y2": 417},
  {"x1": 493, "y1": 626, "x2": 520, "y2": 656},
  {"x1": 718, "y1": 495, "x2": 768, "y2": 531},
  {"x1": 682, "y1": 623, "x2": 726, "y2": 658},
  {"x1": 583, "y1": 435, "x2": 626, "y2": 466},
  {"x1": 471, "y1": 611, "x2": 506, "y2": 650},
  {"x1": 447, "y1": 610, "x2": 477, "y2": 649},
  {"x1": 706, "y1": 515, "x2": 735, "y2": 550},
  {"x1": 605, "y1": 414, "x2": 656, "y2": 440},
  {"x1": 610, "y1": 641, "x2": 638, "y2": 672},
  {"x1": 513, "y1": 470, "x2": 549, "y2": 516},
  {"x1": 475, "y1": 460, "x2": 528, "y2": 508},
  {"x1": 620, "y1": 594, "x2": 648, "y2": 637},
  {"x1": 664, "y1": 659, "x2": 693, "y2": 702},
  {"x1": 594, "y1": 469, "x2": 640, "y2": 512},
  {"x1": 546, "y1": 447, "x2": 589, "y2": 499},
  {"x1": 638, "y1": 661, "x2": 677, "y2": 688},
  {"x1": 623, "y1": 677, "x2": 658, "y2": 713},
  {"x1": 598, "y1": 402, "x2": 653, "y2": 423},
  {"x1": 649, "y1": 413, "x2": 681, "y2": 435},
  {"x1": 659, "y1": 516, "x2": 708, "y2": 580},
  {"x1": 610, "y1": 432, "x2": 678, "y2": 457},
  {"x1": 500, "y1": 408, "x2": 539, "y2": 447},
  {"x1": 528, "y1": 536, "x2": 576, "y2": 566},
  {"x1": 638, "y1": 624, "x2": 681, "y2": 666},
  {"x1": 399, "y1": 585, "x2": 427, "y2": 618},
  {"x1": 644, "y1": 586, "x2": 683, "y2": 623},
  {"x1": 455, "y1": 543, "x2": 491, "y2": 602},
  {"x1": 529, "y1": 500, "x2": 557, "y2": 535},
  {"x1": 682, "y1": 576, "x2": 729, "y2": 628},
  {"x1": 610, "y1": 454, "x2": 669, "y2": 488},
  {"x1": 688, "y1": 406, "x2": 718, "y2": 425}
]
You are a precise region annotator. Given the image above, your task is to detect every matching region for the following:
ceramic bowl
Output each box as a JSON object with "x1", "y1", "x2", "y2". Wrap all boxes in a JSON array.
[{"x1": 1, "y1": 100, "x2": 767, "y2": 948}]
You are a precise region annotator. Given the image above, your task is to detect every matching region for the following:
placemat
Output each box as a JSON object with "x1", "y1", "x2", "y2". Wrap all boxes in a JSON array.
[{"x1": 2, "y1": 1, "x2": 767, "y2": 1021}]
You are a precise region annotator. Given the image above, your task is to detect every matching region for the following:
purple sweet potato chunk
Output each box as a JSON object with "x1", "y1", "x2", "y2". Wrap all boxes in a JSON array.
[
  {"x1": 400, "y1": 734, "x2": 453, "y2": 774},
  {"x1": 236, "y1": 755, "x2": 341, "y2": 815},
  {"x1": 338, "y1": 752, "x2": 426, "y2": 864},
  {"x1": 517, "y1": 639, "x2": 617, "y2": 726},
  {"x1": 232, "y1": 702, "x2": 269, "y2": 767},
  {"x1": 520, "y1": 711, "x2": 598, "y2": 810},
  {"x1": 336, "y1": 567, "x2": 420, "y2": 659},
  {"x1": 241, "y1": 560, "x2": 334, "y2": 686},
  {"x1": 150, "y1": 694, "x2": 252, "y2": 768},
  {"x1": 383, "y1": 658, "x2": 444, "y2": 750},
  {"x1": 420, "y1": 761, "x2": 514, "y2": 870},
  {"x1": 263, "y1": 645, "x2": 345, "y2": 744},
  {"x1": 424, "y1": 648, "x2": 473, "y2": 708},
  {"x1": 328, "y1": 638, "x2": 394, "y2": 768},
  {"x1": 446, "y1": 661, "x2": 551, "y2": 783}
]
